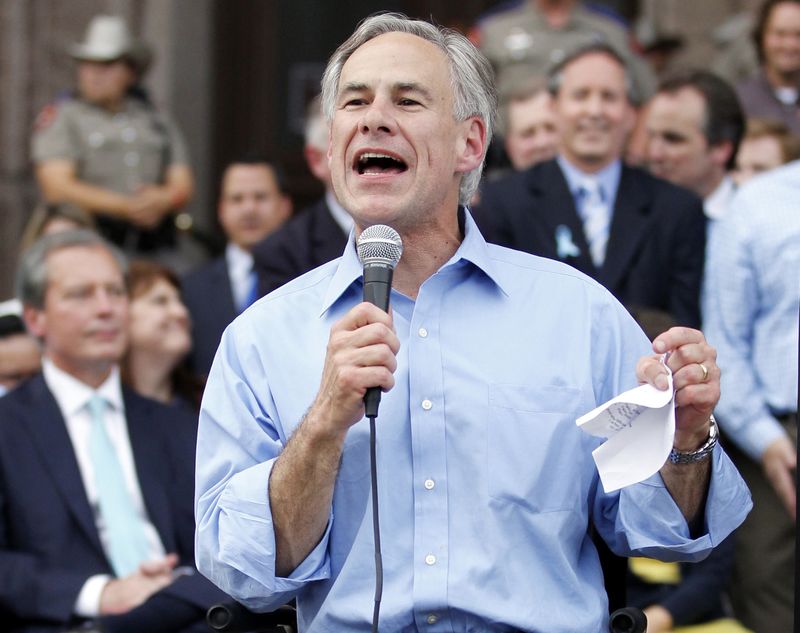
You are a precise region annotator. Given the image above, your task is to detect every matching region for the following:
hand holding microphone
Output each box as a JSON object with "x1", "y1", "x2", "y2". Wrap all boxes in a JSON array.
[
  {"x1": 356, "y1": 225, "x2": 403, "y2": 418},
  {"x1": 310, "y1": 226, "x2": 403, "y2": 435}
]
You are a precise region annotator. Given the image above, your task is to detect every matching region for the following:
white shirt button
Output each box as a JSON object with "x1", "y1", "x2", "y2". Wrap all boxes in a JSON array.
[
  {"x1": 425, "y1": 554, "x2": 436, "y2": 565},
  {"x1": 418, "y1": 327, "x2": 428, "y2": 338},
  {"x1": 427, "y1": 614, "x2": 438, "y2": 625},
  {"x1": 421, "y1": 399, "x2": 432, "y2": 410},
  {"x1": 424, "y1": 479, "x2": 435, "y2": 490}
]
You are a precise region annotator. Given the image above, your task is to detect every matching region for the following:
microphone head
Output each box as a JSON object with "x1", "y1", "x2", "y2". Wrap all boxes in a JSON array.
[{"x1": 356, "y1": 224, "x2": 403, "y2": 268}]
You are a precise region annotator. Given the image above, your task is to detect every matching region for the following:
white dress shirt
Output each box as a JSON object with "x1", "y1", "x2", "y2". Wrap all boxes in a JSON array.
[
  {"x1": 704, "y1": 175, "x2": 736, "y2": 222},
  {"x1": 42, "y1": 359, "x2": 166, "y2": 616},
  {"x1": 325, "y1": 189, "x2": 355, "y2": 235},
  {"x1": 225, "y1": 242, "x2": 256, "y2": 312}
]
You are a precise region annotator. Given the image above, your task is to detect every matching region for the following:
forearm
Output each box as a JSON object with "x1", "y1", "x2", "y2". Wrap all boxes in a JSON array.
[
  {"x1": 36, "y1": 162, "x2": 131, "y2": 218},
  {"x1": 269, "y1": 407, "x2": 347, "y2": 576},
  {"x1": 659, "y1": 449, "x2": 711, "y2": 535},
  {"x1": 162, "y1": 164, "x2": 193, "y2": 210}
]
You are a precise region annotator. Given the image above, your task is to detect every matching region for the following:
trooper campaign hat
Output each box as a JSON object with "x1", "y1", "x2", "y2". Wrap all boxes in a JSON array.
[{"x1": 69, "y1": 15, "x2": 152, "y2": 75}]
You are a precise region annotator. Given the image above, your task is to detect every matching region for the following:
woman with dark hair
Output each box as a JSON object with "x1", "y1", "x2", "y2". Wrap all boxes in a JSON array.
[
  {"x1": 736, "y1": 0, "x2": 800, "y2": 134},
  {"x1": 31, "y1": 15, "x2": 193, "y2": 256},
  {"x1": 124, "y1": 260, "x2": 203, "y2": 409}
]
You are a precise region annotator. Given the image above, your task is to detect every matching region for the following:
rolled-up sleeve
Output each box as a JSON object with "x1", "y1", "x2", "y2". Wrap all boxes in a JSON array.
[
  {"x1": 195, "y1": 320, "x2": 332, "y2": 612},
  {"x1": 595, "y1": 443, "x2": 752, "y2": 562}
]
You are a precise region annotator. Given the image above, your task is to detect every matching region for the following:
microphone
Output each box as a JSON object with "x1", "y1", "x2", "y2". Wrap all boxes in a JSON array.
[{"x1": 356, "y1": 224, "x2": 403, "y2": 419}]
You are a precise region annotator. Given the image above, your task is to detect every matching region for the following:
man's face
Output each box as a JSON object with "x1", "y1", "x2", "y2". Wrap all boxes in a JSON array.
[
  {"x1": 218, "y1": 164, "x2": 291, "y2": 250},
  {"x1": 77, "y1": 59, "x2": 135, "y2": 108},
  {"x1": 733, "y1": 135, "x2": 785, "y2": 185},
  {"x1": 504, "y1": 91, "x2": 559, "y2": 170},
  {"x1": 25, "y1": 245, "x2": 128, "y2": 381},
  {"x1": 0, "y1": 334, "x2": 41, "y2": 392},
  {"x1": 328, "y1": 32, "x2": 484, "y2": 232},
  {"x1": 645, "y1": 88, "x2": 723, "y2": 197},
  {"x1": 552, "y1": 52, "x2": 634, "y2": 171},
  {"x1": 763, "y1": 2, "x2": 800, "y2": 78}
]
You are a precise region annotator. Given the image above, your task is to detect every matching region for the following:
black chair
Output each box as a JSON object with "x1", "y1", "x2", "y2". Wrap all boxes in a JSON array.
[{"x1": 206, "y1": 602, "x2": 297, "y2": 632}]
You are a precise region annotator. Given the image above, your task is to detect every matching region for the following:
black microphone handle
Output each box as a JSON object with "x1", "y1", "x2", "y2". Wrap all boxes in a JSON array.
[{"x1": 362, "y1": 262, "x2": 394, "y2": 418}]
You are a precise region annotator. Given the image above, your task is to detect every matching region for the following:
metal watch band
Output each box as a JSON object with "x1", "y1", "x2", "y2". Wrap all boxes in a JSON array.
[{"x1": 668, "y1": 415, "x2": 719, "y2": 464}]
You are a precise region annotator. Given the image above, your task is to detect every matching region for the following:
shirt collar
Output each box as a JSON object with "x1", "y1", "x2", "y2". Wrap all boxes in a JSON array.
[
  {"x1": 325, "y1": 190, "x2": 355, "y2": 235},
  {"x1": 557, "y1": 155, "x2": 622, "y2": 202},
  {"x1": 42, "y1": 357, "x2": 124, "y2": 417},
  {"x1": 705, "y1": 175, "x2": 736, "y2": 221},
  {"x1": 225, "y1": 242, "x2": 254, "y2": 281},
  {"x1": 318, "y1": 207, "x2": 509, "y2": 316}
]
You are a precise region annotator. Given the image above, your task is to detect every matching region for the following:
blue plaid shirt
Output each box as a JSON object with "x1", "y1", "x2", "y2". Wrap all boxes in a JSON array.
[{"x1": 703, "y1": 161, "x2": 800, "y2": 459}]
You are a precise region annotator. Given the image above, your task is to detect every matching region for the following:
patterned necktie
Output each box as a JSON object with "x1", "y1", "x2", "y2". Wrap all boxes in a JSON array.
[
  {"x1": 87, "y1": 394, "x2": 150, "y2": 577},
  {"x1": 577, "y1": 179, "x2": 610, "y2": 268}
]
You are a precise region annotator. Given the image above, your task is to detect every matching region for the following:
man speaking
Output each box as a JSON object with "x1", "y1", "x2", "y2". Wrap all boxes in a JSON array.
[{"x1": 195, "y1": 14, "x2": 751, "y2": 632}]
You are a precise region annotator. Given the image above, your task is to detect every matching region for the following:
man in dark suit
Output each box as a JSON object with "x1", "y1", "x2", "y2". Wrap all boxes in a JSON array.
[
  {"x1": 252, "y1": 95, "x2": 353, "y2": 296},
  {"x1": 182, "y1": 156, "x2": 291, "y2": 376},
  {"x1": 478, "y1": 43, "x2": 706, "y2": 330},
  {"x1": 0, "y1": 229, "x2": 227, "y2": 632}
]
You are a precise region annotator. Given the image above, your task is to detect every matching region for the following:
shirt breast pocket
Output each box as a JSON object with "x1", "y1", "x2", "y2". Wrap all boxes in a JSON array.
[{"x1": 487, "y1": 383, "x2": 584, "y2": 513}]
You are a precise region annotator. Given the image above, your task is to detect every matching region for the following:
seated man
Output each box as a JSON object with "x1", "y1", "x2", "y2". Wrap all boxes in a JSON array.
[
  {"x1": 0, "y1": 229, "x2": 227, "y2": 632},
  {"x1": 195, "y1": 14, "x2": 751, "y2": 632}
]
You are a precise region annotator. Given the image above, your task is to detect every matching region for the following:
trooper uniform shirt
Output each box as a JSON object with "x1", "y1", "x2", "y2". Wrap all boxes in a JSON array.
[
  {"x1": 31, "y1": 95, "x2": 190, "y2": 251},
  {"x1": 476, "y1": 2, "x2": 656, "y2": 102},
  {"x1": 33, "y1": 95, "x2": 189, "y2": 195}
]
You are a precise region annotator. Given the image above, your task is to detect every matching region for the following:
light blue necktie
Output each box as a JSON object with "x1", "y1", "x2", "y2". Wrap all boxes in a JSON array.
[
  {"x1": 87, "y1": 394, "x2": 150, "y2": 577},
  {"x1": 577, "y1": 178, "x2": 610, "y2": 268}
]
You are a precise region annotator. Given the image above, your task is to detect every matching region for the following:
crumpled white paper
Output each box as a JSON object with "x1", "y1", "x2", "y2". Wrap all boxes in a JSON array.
[{"x1": 576, "y1": 367, "x2": 675, "y2": 493}]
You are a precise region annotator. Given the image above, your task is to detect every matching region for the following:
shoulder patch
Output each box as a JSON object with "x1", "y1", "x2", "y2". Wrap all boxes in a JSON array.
[{"x1": 34, "y1": 103, "x2": 60, "y2": 132}]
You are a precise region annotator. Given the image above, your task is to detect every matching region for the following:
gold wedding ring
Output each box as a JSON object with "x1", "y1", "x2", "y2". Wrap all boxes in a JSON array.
[{"x1": 699, "y1": 363, "x2": 709, "y2": 382}]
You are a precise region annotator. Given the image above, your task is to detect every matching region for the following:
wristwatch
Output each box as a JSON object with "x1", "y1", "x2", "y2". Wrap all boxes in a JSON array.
[{"x1": 668, "y1": 415, "x2": 718, "y2": 464}]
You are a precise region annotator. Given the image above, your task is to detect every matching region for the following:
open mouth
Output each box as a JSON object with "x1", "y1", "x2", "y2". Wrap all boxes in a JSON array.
[{"x1": 355, "y1": 152, "x2": 408, "y2": 176}]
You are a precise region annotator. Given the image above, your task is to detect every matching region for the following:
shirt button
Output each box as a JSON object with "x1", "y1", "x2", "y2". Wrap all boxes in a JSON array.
[
  {"x1": 425, "y1": 554, "x2": 436, "y2": 565},
  {"x1": 427, "y1": 614, "x2": 438, "y2": 625},
  {"x1": 421, "y1": 399, "x2": 432, "y2": 410},
  {"x1": 424, "y1": 479, "x2": 435, "y2": 490},
  {"x1": 418, "y1": 327, "x2": 428, "y2": 338}
]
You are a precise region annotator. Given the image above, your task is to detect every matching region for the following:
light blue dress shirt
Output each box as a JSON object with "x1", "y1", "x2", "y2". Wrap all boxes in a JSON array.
[
  {"x1": 702, "y1": 161, "x2": 800, "y2": 460},
  {"x1": 196, "y1": 211, "x2": 751, "y2": 633}
]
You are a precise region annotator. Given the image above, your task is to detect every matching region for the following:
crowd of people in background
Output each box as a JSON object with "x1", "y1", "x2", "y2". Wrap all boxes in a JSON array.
[{"x1": 0, "y1": 1, "x2": 797, "y2": 632}]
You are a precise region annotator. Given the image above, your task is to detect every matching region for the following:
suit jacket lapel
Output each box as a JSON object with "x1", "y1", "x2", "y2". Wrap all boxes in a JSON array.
[
  {"x1": 525, "y1": 161, "x2": 596, "y2": 275},
  {"x1": 124, "y1": 390, "x2": 176, "y2": 552},
  {"x1": 312, "y1": 199, "x2": 349, "y2": 265},
  {"x1": 214, "y1": 258, "x2": 239, "y2": 321},
  {"x1": 23, "y1": 376, "x2": 105, "y2": 556},
  {"x1": 599, "y1": 166, "x2": 652, "y2": 291}
]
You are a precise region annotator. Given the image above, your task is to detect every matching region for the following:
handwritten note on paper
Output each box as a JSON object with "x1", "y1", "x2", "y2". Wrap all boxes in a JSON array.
[{"x1": 576, "y1": 369, "x2": 675, "y2": 493}]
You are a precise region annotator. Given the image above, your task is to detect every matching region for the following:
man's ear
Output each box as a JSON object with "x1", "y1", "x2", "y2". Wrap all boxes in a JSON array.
[
  {"x1": 710, "y1": 140, "x2": 734, "y2": 170},
  {"x1": 455, "y1": 116, "x2": 487, "y2": 175},
  {"x1": 305, "y1": 145, "x2": 329, "y2": 182},
  {"x1": 279, "y1": 194, "x2": 293, "y2": 221},
  {"x1": 23, "y1": 304, "x2": 46, "y2": 340}
]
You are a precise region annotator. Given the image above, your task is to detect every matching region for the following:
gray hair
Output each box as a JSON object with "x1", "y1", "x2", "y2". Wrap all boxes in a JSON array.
[
  {"x1": 320, "y1": 12, "x2": 497, "y2": 205},
  {"x1": 547, "y1": 42, "x2": 639, "y2": 106},
  {"x1": 16, "y1": 229, "x2": 128, "y2": 309}
]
